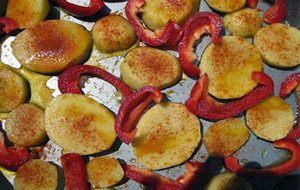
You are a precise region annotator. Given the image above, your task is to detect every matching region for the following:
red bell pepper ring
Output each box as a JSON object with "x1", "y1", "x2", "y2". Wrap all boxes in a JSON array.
[
  {"x1": 58, "y1": 65, "x2": 132, "y2": 97},
  {"x1": 114, "y1": 86, "x2": 163, "y2": 144},
  {"x1": 185, "y1": 71, "x2": 274, "y2": 120},
  {"x1": 247, "y1": 0, "x2": 258, "y2": 9},
  {"x1": 0, "y1": 17, "x2": 18, "y2": 34},
  {"x1": 55, "y1": 0, "x2": 104, "y2": 17},
  {"x1": 178, "y1": 12, "x2": 222, "y2": 78},
  {"x1": 61, "y1": 153, "x2": 88, "y2": 190},
  {"x1": 125, "y1": 0, "x2": 182, "y2": 46},
  {"x1": 225, "y1": 139, "x2": 300, "y2": 176},
  {"x1": 263, "y1": 0, "x2": 286, "y2": 24}
]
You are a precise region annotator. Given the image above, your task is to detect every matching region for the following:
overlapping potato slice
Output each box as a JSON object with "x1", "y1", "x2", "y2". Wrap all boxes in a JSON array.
[
  {"x1": 132, "y1": 102, "x2": 201, "y2": 170},
  {"x1": 203, "y1": 118, "x2": 250, "y2": 157},
  {"x1": 12, "y1": 20, "x2": 93, "y2": 74},
  {"x1": 45, "y1": 94, "x2": 116, "y2": 155},
  {"x1": 254, "y1": 23, "x2": 300, "y2": 68},
  {"x1": 141, "y1": 0, "x2": 200, "y2": 30},
  {"x1": 199, "y1": 36, "x2": 263, "y2": 99},
  {"x1": 246, "y1": 96, "x2": 294, "y2": 141},
  {"x1": 206, "y1": 0, "x2": 246, "y2": 13},
  {"x1": 120, "y1": 47, "x2": 182, "y2": 90}
]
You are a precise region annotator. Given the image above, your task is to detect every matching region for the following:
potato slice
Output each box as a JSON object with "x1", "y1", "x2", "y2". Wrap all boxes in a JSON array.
[
  {"x1": 5, "y1": 103, "x2": 46, "y2": 147},
  {"x1": 120, "y1": 47, "x2": 182, "y2": 90},
  {"x1": 246, "y1": 96, "x2": 294, "y2": 141},
  {"x1": 254, "y1": 23, "x2": 300, "y2": 68},
  {"x1": 45, "y1": 94, "x2": 116, "y2": 155},
  {"x1": 199, "y1": 36, "x2": 263, "y2": 99},
  {"x1": 14, "y1": 159, "x2": 58, "y2": 190},
  {"x1": 203, "y1": 118, "x2": 250, "y2": 157},
  {"x1": 223, "y1": 8, "x2": 263, "y2": 37},
  {"x1": 141, "y1": 0, "x2": 200, "y2": 30},
  {"x1": 87, "y1": 157, "x2": 124, "y2": 188},
  {"x1": 6, "y1": 0, "x2": 49, "y2": 29},
  {"x1": 132, "y1": 102, "x2": 201, "y2": 170},
  {"x1": 206, "y1": 0, "x2": 246, "y2": 13},
  {"x1": 12, "y1": 20, "x2": 92, "y2": 74}
]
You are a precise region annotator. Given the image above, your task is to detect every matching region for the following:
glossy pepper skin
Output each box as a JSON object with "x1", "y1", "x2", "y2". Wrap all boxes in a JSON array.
[
  {"x1": 0, "y1": 17, "x2": 18, "y2": 34},
  {"x1": 55, "y1": 0, "x2": 104, "y2": 17},
  {"x1": 61, "y1": 153, "x2": 88, "y2": 190},
  {"x1": 247, "y1": 0, "x2": 258, "y2": 9},
  {"x1": 125, "y1": 0, "x2": 182, "y2": 46},
  {"x1": 225, "y1": 139, "x2": 300, "y2": 176},
  {"x1": 114, "y1": 86, "x2": 163, "y2": 144},
  {"x1": 178, "y1": 12, "x2": 222, "y2": 78},
  {"x1": 263, "y1": 0, "x2": 286, "y2": 24},
  {"x1": 185, "y1": 72, "x2": 274, "y2": 120},
  {"x1": 58, "y1": 65, "x2": 132, "y2": 97}
]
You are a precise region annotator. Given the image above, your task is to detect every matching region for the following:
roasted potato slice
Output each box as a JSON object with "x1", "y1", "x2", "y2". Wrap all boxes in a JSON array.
[
  {"x1": 12, "y1": 20, "x2": 93, "y2": 74},
  {"x1": 206, "y1": 0, "x2": 246, "y2": 13},
  {"x1": 246, "y1": 96, "x2": 294, "y2": 141},
  {"x1": 45, "y1": 94, "x2": 116, "y2": 155},
  {"x1": 254, "y1": 23, "x2": 300, "y2": 68},
  {"x1": 203, "y1": 118, "x2": 250, "y2": 157},
  {"x1": 132, "y1": 102, "x2": 201, "y2": 170},
  {"x1": 199, "y1": 36, "x2": 263, "y2": 99}
]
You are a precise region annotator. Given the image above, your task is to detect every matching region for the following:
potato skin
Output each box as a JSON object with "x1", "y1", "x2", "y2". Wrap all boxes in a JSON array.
[{"x1": 206, "y1": 0, "x2": 246, "y2": 13}]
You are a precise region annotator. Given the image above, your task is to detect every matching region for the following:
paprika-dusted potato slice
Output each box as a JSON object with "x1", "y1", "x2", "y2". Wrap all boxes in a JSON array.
[
  {"x1": 87, "y1": 157, "x2": 124, "y2": 188},
  {"x1": 45, "y1": 94, "x2": 116, "y2": 155},
  {"x1": 223, "y1": 8, "x2": 263, "y2": 37},
  {"x1": 0, "y1": 65, "x2": 27, "y2": 113},
  {"x1": 12, "y1": 20, "x2": 93, "y2": 74},
  {"x1": 14, "y1": 159, "x2": 58, "y2": 190},
  {"x1": 199, "y1": 36, "x2": 263, "y2": 99},
  {"x1": 141, "y1": 0, "x2": 200, "y2": 30},
  {"x1": 120, "y1": 47, "x2": 182, "y2": 90},
  {"x1": 92, "y1": 15, "x2": 138, "y2": 53},
  {"x1": 203, "y1": 118, "x2": 250, "y2": 157},
  {"x1": 5, "y1": 103, "x2": 46, "y2": 147},
  {"x1": 254, "y1": 23, "x2": 300, "y2": 68},
  {"x1": 6, "y1": 0, "x2": 49, "y2": 29},
  {"x1": 132, "y1": 102, "x2": 201, "y2": 170},
  {"x1": 246, "y1": 96, "x2": 294, "y2": 141},
  {"x1": 206, "y1": 0, "x2": 246, "y2": 13}
]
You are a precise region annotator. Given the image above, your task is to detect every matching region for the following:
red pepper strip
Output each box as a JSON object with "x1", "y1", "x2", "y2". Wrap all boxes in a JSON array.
[
  {"x1": 247, "y1": 0, "x2": 258, "y2": 9},
  {"x1": 55, "y1": 0, "x2": 104, "y2": 17},
  {"x1": 114, "y1": 86, "x2": 163, "y2": 144},
  {"x1": 178, "y1": 12, "x2": 222, "y2": 78},
  {"x1": 185, "y1": 71, "x2": 274, "y2": 120},
  {"x1": 225, "y1": 139, "x2": 300, "y2": 176},
  {"x1": 61, "y1": 153, "x2": 88, "y2": 190},
  {"x1": 58, "y1": 65, "x2": 132, "y2": 97},
  {"x1": 0, "y1": 17, "x2": 18, "y2": 34},
  {"x1": 263, "y1": 0, "x2": 286, "y2": 24},
  {"x1": 125, "y1": 0, "x2": 182, "y2": 46}
]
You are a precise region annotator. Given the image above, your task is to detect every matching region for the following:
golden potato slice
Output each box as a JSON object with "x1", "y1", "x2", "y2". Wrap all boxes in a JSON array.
[
  {"x1": 246, "y1": 96, "x2": 294, "y2": 141},
  {"x1": 12, "y1": 20, "x2": 92, "y2": 74},
  {"x1": 14, "y1": 159, "x2": 58, "y2": 190},
  {"x1": 206, "y1": 0, "x2": 246, "y2": 13},
  {"x1": 45, "y1": 94, "x2": 116, "y2": 155},
  {"x1": 5, "y1": 103, "x2": 46, "y2": 147},
  {"x1": 120, "y1": 47, "x2": 182, "y2": 90},
  {"x1": 87, "y1": 157, "x2": 124, "y2": 188},
  {"x1": 6, "y1": 0, "x2": 49, "y2": 29},
  {"x1": 132, "y1": 102, "x2": 201, "y2": 170},
  {"x1": 203, "y1": 118, "x2": 250, "y2": 157},
  {"x1": 141, "y1": 0, "x2": 200, "y2": 30},
  {"x1": 223, "y1": 8, "x2": 263, "y2": 37},
  {"x1": 199, "y1": 36, "x2": 263, "y2": 99},
  {"x1": 254, "y1": 23, "x2": 300, "y2": 68}
]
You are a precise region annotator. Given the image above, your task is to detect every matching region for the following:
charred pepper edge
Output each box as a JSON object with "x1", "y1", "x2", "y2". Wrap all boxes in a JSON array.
[
  {"x1": 263, "y1": 0, "x2": 286, "y2": 24},
  {"x1": 0, "y1": 17, "x2": 18, "y2": 34},
  {"x1": 247, "y1": 0, "x2": 258, "y2": 9}
]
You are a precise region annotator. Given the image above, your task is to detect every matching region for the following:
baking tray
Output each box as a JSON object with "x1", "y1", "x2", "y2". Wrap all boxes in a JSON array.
[{"x1": 0, "y1": 0, "x2": 300, "y2": 189}]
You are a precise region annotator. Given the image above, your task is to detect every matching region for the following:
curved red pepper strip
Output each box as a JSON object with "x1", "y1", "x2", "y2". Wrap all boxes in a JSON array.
[
  {"x1": 178, "y1": 12, "x2": 222, "y2": 78},
  {"x1": 225, "y1": 139, "x2": 300, "y2": 176},
  {"x1": 58, "y1": 65, "x2": 132, "y2": 97},
  {"x1": 61, "y1": 153, "x2": 88, "y2": 190},
  {"x1": 247, "y1": 0, "x2": 258, "y2": 9},
  {"x1": 185, "y1": 71, "x2": 274, "y2": 120},
  {"x1": 0, "y1": 17, "x2": 18, "y2": 34},
  {"x1": 263, "y1": 0, "x2": 286, "y2": 24},
  {"x1": 280, "y1": 73, "x2": 300, "y2": 139},
  {"x1": 55, "y1": 0, "x2": 104, "y2": 17},
  {"x1": 125, "y1": 0, "x2": 182, "y2": 46},
  {"x1": 114, "y1": 86, "x2": 163, "y2": 144}
]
